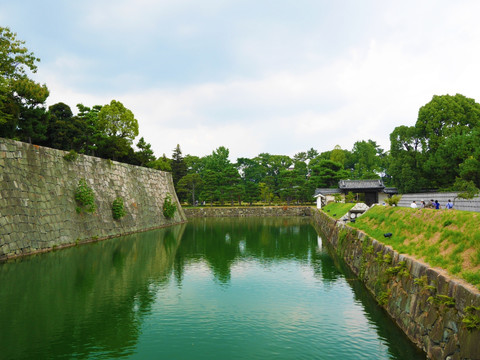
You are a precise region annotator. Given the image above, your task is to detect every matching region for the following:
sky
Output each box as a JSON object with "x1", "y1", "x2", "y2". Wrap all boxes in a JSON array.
[{"x1": 2, "y1": 0, "x2": 480, "y2": 161}]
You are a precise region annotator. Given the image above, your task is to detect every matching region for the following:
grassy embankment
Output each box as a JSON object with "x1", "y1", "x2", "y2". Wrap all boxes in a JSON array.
[
  {"x1": 321, "y1": 203, "x2": 355, "y2": 219},
  {"x1": 323, "y1": 203, "x2": 480, "y2": 289}
]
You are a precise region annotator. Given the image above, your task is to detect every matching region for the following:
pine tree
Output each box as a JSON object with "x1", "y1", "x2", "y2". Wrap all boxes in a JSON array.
[{"x1": 171, "y1": 144, "x2": 187, "y2": 188}]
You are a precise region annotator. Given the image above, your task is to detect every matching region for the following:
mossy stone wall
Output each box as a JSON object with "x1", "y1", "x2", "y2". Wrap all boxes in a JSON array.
[
  {"x1": 0, "y1": 138, "x2": 186, "y2": 260},
  {"x1": 312, "y1": 209, "x2": 480, "y2": 360}
]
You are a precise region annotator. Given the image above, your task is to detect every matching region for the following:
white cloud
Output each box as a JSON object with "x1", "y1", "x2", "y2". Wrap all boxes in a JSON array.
[{"x1": 17, "y1": 0, "x2": 480, "y2": 161}]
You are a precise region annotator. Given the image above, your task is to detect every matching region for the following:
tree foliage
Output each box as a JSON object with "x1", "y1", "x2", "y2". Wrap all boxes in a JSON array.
[
  {"x1": 389, "y1": 94, "x2": 480, "y2": 192},
  {"x1": 97, "y1": 100, "x2": 139, "y2": 142}
]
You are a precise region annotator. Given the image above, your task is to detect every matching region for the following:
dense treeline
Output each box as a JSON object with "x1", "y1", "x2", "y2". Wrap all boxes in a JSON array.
[
  {"x1": 173, "y1": 142, "x2": 387, "y2": 205},
  {"x1": 1, "y1": 26, "x2": 480, "y2": 204}
]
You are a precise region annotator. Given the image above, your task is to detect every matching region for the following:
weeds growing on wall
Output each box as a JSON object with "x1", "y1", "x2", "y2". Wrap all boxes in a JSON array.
[
  {"x1": 75, "y1": 178, "x2": 96, "y2": 213},
  {"x1": 163, "y1": 194, "x2": 177, "y2": 219},
  {"x1": 462, "y1": 306, "x2": 480, "y2": 331},
  {"x1": 63, "y1": 150, "x2": 78, "y2": 162},
  {"x1": 112, "y1": 197, "x2": 126, "y2": 220}
]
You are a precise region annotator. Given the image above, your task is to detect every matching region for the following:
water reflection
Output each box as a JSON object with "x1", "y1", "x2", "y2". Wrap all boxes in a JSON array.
[
  {"x1": 0, "y1": 225, "x2": 185, "y2": 360},
  {"x1": 173, "y1": 217, "x2": 315, "y2": 285},
  {"x1": 0, "y1": 217, "x2": 425, "y2": 360}
]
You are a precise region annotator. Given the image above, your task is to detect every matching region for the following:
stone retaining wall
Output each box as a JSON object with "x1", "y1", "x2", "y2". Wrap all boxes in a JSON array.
[
  {"x1": 312, "y1": 209, "x2": 480, "y2": 360},
  {"x1": 184, "y1": 206, "x2": 313, "y2": 218},
  {"x1": 0, "y1": 138, "x2": 186, "y2": 260}
]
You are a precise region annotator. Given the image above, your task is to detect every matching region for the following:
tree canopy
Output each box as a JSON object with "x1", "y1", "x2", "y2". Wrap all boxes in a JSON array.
[{"x1": 388, "y1": 94, "x2": 480, "y2": 192}]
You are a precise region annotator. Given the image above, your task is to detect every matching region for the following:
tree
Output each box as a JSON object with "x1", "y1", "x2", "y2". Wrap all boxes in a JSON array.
[
  {"x1": 75, "y1": 104, "x2": 103, "y2": 155},
  {"x1": 222, "y1": 165, "x2": 242, "y2": 206},
  {"x1": 330, "y1": 145, "x2": 347, "y2": 167},
  {"x1": 278, "y1": 169, "x2": 304, "y2": 205},
  {"x1": 16, "y1": 106, "x2": 49, "y2": 144},
  {"x1": 416, "y1": 94, "x2": 480, "y2": 153},
  {"x1": 177, "y1": 173, "x2": 203, "y2": 205},
  {"x1": 0, "y1": 27, "x2": 49, "y2": 139},
  {"x1": 306, "y1": 147, "x2": 319, "y2": 160},
  {"x1": 97, "y1": 100, "x2": 139, "y2": 142},
  {"x1": 259, "y1": 182, "x2": 274, "y2": 204},
  {"x1": 47, "y1": 102, "x2": 82, "y2": 151},
  {"x1": 309, "y1": 159, "x2": 348, "y2": 188},
  {"x1": 459, "y1": 156, "x2": 480, "y2": 187},
  {"x1": 388, "y1": 125, "x2": 426, "y2": 192},
  {"x1": 452, "y1": 178, "x2": 480, "y2": 204},
  {"x1": 134, "y1": 137, "x2": 155, "y2": 166},
  {"x1": 201, "y1": 170, "x2": 220, "y2": 206},
  {"x1": 236, "y1": 157, "x2": 263, "y2": 205},
  {"x1": 350, "y1": 140, "x2": 384, "y2": 179},
  {"x1": 388, "y1": 94, "x2": 480, "y2": 192},
  {"x1": 184, "y1": 154, "x2": 204, "y2": 174},
  {"x1": 96, "y1": 135, "x2": 132, "y2": 161},
  {"x1": 254, "y1": 153, "x2": 292, "y2": 196},
  {"x1": 0, "y1": 27, "x2": 39, "y2": 80},
  {"x1": 171, "y1": 144, "x2": 187, "y2": 188},
  {"x1": 148, "y1": 154, "x2": 172, "y2": 171}
]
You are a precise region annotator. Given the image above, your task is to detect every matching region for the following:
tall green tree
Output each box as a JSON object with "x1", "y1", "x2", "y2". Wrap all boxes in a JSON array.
[
  {"x1": 0, "y1": 27, "x2": 49, "y2": 140},
  {"x1": 417, "y1": 94, "x2": 480, "y2": 188},
  {"x1": 278, "y1": 169, "x2": 305, "y2": 205},
  {"x1": 416, "y1": 94, "x2": 480, "y2": 153},
  {"x1": 254, "y1": 153, "x2": 292, "y2": 196},
  {"x1": 0, "y1": 27, "x2": 39, "y2": 80},
  {"x1": 389, "y1": 94, "x2": 480, "y2": 192},
  {"x1": 202, "y1": 146, "x2": 240, "y2": 205},
  {"x1": 97, "y1": 100, "x2": 139, "y2": 143},
  {"x1": 350, "y1": 140, "x2": 384, "y2": 179},
  {"x1": 134, "y1": 137, "x2": 155, "y2": 166},
  {"x1": 388, "y1": 125, "x2": 425, "y2": 193},
  {"x1": 236, "y1": 157, "x2": 264, "y2": 205},
  {"x1": 309, "y1": 159, "x2": 348, "y2": 188},
  {"x1": 75, "y1": 104, "x2": 103, "y2": 155},
  {"x1": 177, "y1": 173, "x2": 203, "y2": 205},
  {"x1": 47, "y1": 102, "x2": 81, "y2": 151},
  {"x1": 171, "y1": 144, "x2": 187, "y2": 188},
  {"x1": 201, "y1": 169, "x2": 220, "y2": 206}
]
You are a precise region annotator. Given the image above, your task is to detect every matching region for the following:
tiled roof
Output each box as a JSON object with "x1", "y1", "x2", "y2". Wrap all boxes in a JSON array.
[
  {"x1": 338, "y1": 179, "x2": 385, "y2": 190},
  {"x1": 314, "y1": 188, "x2": 340, "y2": 196}
]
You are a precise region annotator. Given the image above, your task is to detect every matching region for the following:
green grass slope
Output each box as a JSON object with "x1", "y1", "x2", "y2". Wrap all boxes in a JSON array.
[
  {"x1": 349, "y1": 205, "x2": 480, "y2": 288},
  {"x1": 322, "y1": 203, "x2": 355, "y2": 219}
]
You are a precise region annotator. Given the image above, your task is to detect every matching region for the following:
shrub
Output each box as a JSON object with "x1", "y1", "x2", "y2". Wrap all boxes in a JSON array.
[
  {"x1": 345, "y1": 191, "x2": 356, "y2": 203},
  {"x1": 75, "y1": 179, "x2": 96, "y2": 213},
  {"x1": 63, "y1": 150, "x2": 78, "y2": 162},
  {"x1": 163, "y1": 194, "x2": 177, "y2": 219},
  {"x1": 112, "y1": 197, "x2": 126, "y2": 220},
  {"x1": 385, "y1": 195, "x2": 401, "y2": 206}
]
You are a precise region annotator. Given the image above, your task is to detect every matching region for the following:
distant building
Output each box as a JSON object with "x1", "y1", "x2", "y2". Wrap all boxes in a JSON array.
[{"x1": 314, "y1": 179, "x2": 397, "y2": 208}]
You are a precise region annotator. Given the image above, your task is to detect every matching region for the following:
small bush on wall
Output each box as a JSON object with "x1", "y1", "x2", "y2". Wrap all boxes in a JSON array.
[
  {"x1": 75, "y1": 178, "x2": 96, "y2": 213},
  {"x1": 163, "y1": 194, "x2": 177, "y2": 219},
  {"x1": 112, "y1": 197, "x2": 126, "y2": 220},
  {"x1": 63, "y1": 150, "x2": 78, "y2": 162}
]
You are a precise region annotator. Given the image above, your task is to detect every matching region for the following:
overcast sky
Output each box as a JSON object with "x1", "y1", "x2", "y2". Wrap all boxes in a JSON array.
[{"x1": 2, "y1": 1, "x2": 480, "y2": 160}]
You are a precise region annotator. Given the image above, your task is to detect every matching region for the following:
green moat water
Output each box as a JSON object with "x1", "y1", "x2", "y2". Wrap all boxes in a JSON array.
[{"x1": 0, "y1": 217, "x2": 425, "y2": 359}]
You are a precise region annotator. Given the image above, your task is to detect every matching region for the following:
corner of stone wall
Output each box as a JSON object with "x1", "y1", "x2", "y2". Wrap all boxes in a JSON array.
[{"x1": 0, "y1": 138, "x2": 187, "y2": 260}]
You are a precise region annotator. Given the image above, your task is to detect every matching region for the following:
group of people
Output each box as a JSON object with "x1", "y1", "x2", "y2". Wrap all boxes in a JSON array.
[{"x1": 410, "y1": 199, "x2": 454, "y2": 209}]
